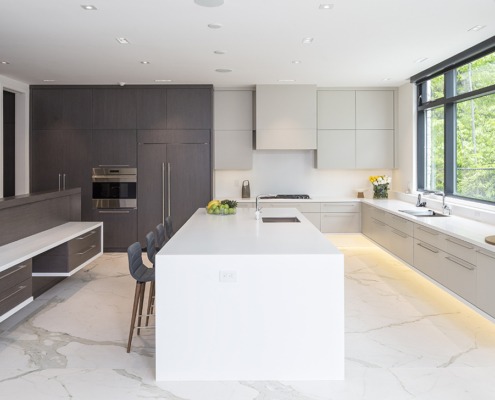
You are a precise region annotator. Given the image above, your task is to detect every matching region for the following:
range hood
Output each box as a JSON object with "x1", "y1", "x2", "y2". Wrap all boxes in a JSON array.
[{"x1": 255, "y1": 84, "x2": 317, "y2": 150}]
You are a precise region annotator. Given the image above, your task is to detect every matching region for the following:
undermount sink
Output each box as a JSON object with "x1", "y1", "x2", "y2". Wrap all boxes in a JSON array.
[
  {"x1": 262, "y1": 217, "x2": 301, "y2": 223},
  {"x1": 399, "y1": 209, "x2": 449, "y2": 217}
]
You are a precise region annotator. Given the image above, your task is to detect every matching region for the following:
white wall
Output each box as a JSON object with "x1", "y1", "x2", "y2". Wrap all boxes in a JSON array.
[
  {"x1": 214, "y1": 150, "x2": 392, "y2": 199},
  {"x1": 0, "y1": 74, "x2": 30, "y2": 197}
]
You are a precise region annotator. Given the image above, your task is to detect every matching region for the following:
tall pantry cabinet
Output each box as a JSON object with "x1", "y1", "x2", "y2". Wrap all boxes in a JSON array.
[{"x1": 30, "y1": 85, "x2": 213, "y2": 251}]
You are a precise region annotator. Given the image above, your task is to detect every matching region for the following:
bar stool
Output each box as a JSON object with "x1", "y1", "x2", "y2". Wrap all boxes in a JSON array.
[
  {"x1": 144, "y1": 231, "x2": 157, "y2": 327},
  {"x1": 127, "y1": 242, "x2": 155, "y2": 353},
  {"x1": 165, "y1": 216, "x2": 174, "y2": 240},
  {"x1": 156, "y1": 223, "x2": 166, "y2": 250}
]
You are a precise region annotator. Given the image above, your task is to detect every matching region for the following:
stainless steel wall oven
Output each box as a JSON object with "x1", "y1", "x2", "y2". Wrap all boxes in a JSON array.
[{"x1": 92, "y1": 167, "x2": 137, "y2": 209}]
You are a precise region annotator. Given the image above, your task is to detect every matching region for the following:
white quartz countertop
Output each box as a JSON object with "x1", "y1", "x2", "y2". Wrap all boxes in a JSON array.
[
  {"x1": 235, "y1": 196, "x2": 360, "y2": 203},
  {"x1": 0, "y1": 222, "x2": 103, "y2": 273},
  {"x1": 160, "y1": 207, "x2": 340, "y2": 256},
  {"x1": 362, "y1": 199, "x2": 495, "y2": 253}
]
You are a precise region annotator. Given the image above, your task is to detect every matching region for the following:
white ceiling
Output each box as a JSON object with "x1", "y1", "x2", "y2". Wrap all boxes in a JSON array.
[{"x1": 1, "y1": 0, "x2": 495, "y2": 88}]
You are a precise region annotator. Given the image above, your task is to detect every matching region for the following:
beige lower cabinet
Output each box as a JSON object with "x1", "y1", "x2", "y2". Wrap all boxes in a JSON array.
[
  {"x1": 413, "y1": 239, "x2": 446, "y2": 283},
  {"x1": 320, "y1": 202, "x2": 361, "y2": 233},
  {"x1": 476, "y1": 249, "x2": 495, "y2": 317},
  {"x1": 443, "y1": 253, "x2": 476, "y2": 304}
]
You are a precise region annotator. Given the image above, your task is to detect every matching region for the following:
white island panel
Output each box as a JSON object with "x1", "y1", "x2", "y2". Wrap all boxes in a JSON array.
[{"x1": 156, "y1": 208, "x2": 344, "y2": 381}]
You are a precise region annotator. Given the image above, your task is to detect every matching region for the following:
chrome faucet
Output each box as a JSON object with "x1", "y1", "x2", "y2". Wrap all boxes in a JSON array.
[
  {"x1": 255, "y1": 194, "x2": 274, "y2": 220},
  {"x1": 423, "y1": 190, "x2": 452, "y2": 215},
  {"x1": 416, "y1": 193, "x2": 426, "y2": 207}
]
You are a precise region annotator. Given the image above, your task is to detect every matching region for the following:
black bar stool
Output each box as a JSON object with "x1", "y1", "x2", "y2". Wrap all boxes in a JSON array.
[{"x1": 126, "y1": 242, "x2": 155, "y2": 353}]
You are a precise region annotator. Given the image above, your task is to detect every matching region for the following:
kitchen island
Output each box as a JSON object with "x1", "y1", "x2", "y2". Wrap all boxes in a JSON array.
[{"x1": 155, "y1": 207, "x2": 344, "y2": 381}]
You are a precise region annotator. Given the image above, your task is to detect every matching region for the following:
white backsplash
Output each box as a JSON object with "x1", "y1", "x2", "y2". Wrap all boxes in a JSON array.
[{"x1": 214, "y1": 150, "x2": 392, "y2": 198}]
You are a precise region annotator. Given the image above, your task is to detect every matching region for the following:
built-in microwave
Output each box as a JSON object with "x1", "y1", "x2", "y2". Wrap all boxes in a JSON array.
[{"x1": 92, "y1": 167, "x2": 137, "y2": 209}]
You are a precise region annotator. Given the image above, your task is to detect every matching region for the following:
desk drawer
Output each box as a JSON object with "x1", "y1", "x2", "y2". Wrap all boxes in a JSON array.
[
  {"x1": 67, "y1": 228, "x2": 101, "y2": 254},
  {"x1": 0, "y1": 260, "x2": 32, "y2": 292},
  {"x1": 0, "y1": 277, "x2": 32, "y2": 317}
]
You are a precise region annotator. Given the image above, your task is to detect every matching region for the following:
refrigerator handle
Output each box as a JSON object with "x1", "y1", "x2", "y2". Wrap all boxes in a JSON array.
[
  {"x1": 167, "y1": 162, "x2": 171, "y2": 217},
  {"x1": 161, "y1": 163, "x2": 165, "y2": 225}
]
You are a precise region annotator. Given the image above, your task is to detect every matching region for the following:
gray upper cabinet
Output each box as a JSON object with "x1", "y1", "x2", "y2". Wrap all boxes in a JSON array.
[
  {"x1": 317, "y1": 91, "x2": 355, "y2": 129},
  {"x1": 214, "y1": 90, "x2": 253, "y2": 170},
  {"x1": 166, "y1": 88, "x2": 212, "y2": 130},
  {"x1": 31, "y1": 89, "x2": 92, "y2": 130},
  {"x1": 92, "y1": 88, "x2": 137, "y2": 129},
  {"x1": 256, "y1": 84, "x2": 317, "y2": 150},
  {"x1": 356, "y1": 91, "x2": 394, "y2": 129}
]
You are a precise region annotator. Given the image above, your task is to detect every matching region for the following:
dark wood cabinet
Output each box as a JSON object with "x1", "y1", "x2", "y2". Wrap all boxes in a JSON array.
[
  {"x1": 93, "y1": 88, "x2": 137, "y2": 129},
  {"x1": 92, "y1": 209, "x2": 137, "y2": 251},
  {"x1": 31, "y1": 130, "x2": 92, "y2": 220},
  {"x1": 166, "y1": 88, "x2": 212, "y2": 129},
  {"x1": 137, "y1": 141, "x2": 211, "y2": 246},
  {"x1": 137, "y1": 88, "x2": 167, "y2": 129},
  {"x1": 91, "y1": 130, "x2": 137, "y2": 167},
  {"x1": 31, "y1": 89, "x2": 92, "y2": 130}
]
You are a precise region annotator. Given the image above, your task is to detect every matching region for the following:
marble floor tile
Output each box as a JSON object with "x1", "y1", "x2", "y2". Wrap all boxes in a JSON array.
[{"x1": 1, "y1": 235, "x2": 495, "y2": 399}]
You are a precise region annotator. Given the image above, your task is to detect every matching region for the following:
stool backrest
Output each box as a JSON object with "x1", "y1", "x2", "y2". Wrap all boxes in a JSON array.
[
  {"x1": 145, "y1": 231, "x2": 157, "y2": 266},
  {"x1": 127, "y1": 242, "x2": 146, "y2": 280},
  {"x1": 165, "y1": 216, "x2": 174, "y2": 240},
  {"x1": 156, "y1": 223, "x2": 166, "y2": 249}
]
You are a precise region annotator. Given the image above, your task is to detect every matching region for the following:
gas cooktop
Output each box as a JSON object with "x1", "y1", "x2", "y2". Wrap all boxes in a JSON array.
[{"x1": 260, "y1": 194, "x2": 311, "y2": 199}]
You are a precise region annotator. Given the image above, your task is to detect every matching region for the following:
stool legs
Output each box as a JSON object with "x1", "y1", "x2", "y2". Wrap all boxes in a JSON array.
[
  {"x1": 146, "y1": 281, "x2": 155, "y2": 327},
  {"x1": 127, "y1": 281, "x2": 145, "y2": 353}
]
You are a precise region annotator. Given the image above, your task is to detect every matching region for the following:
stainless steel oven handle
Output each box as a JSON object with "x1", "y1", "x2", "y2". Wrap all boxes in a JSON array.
[{"x1": 167, "y1": 162, "x2": 171, "y2": 217}]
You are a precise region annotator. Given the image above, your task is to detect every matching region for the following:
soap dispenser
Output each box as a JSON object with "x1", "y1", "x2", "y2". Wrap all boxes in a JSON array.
[{"x1": 241, "y1": 180, "x2": 250, "y2": 198}]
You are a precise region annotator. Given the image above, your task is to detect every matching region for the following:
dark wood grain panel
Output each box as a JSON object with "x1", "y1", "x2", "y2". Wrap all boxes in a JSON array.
[
  {"x1": 93, "y1": 88, "x2": 137, "y2": 129},
  {"x1": 91, "y1": 130, "x2": 137, "y2": 167},
  {"x1": 137, "y1": 129, "x2": 210, "y2": 144},
  {"x1": 137, "y1": 88, "x2": 167, "y2": 129},
  {"x1": 167, "y1": 88, "x2": 212, "y2": 130}
]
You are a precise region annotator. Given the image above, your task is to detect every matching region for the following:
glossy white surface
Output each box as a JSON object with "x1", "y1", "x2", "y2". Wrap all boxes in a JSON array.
[
  {"x1": 0, "y1": 222, "x2": 103, "y2": 274},
  {"x1": 2, "y1": 238, "x2": 495, "y2": 398},
  {"x1": 156, "y1": 208, "x2": 344, "y2": 380}
]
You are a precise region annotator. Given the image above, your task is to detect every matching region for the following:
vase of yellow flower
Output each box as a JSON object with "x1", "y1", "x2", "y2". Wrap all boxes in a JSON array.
[{"x1": 369, "y1": 175, "x2": 391, "y2": 199}]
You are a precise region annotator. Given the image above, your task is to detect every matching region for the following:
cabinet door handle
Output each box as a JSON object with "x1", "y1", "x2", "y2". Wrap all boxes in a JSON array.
[
  {"x1": 161, "y1": 162, "x2": 165, "y2": 225},
  {"x1": 76, "y1": 231, "x2": 96, "y2": 240},
  {"x1": 98, "y1": 210, "x2": 130, "y2": 214},
  {"x1": 372, "y1": 219, "x2": 386, "y2": 226},
  {"x1": 417, "y1": 226, "x2": 439, "y2": 235},
  {"x1": 324, "y1": 203, "x2": 356, "y2": 207},
  {"x1": 392, "y1": 215, "x2": 407, "y2": 224},
  {"x1": 0, "y1": 285, "x2": 27, "y2": 304},
  {"x1": 76, "y1": 245, "x2": 96, "y2": 256},
  {"x1": 417, "y1": 242, "x2": 439, "y2": 253},
  {"x1": 445, "y1": 237, "x2": 474, "y2": 250},
  {"x1": 0, "y1": 264, "x2": 29, "y2": 281},
  {"x1": 167, "y1": 162, "x2": 171, "y2": 217},
  {"x1": 63, "y1": 173, "x2": 67, "y2": 190},
  {"x1": 392, "y1": 229, "x2": 408, "y2": 238},
  {"x1": 58, "y1": 173, "x2": 62, "y2": 191},
  {"x1": 445, "y1": 256, "x2": 475, "y2": 271},
  {"x1": 477, "y1": 249, "x2": 495, "y2": 260}
]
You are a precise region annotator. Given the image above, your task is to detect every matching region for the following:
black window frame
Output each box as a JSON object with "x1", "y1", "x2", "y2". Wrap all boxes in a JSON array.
[{"x1": 412, "y1": 36, "x2": 495, "y2": 204}]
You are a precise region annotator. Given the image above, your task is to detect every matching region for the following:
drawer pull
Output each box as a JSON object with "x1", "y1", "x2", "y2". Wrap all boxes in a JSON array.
[
  {"x1": 391, "y1": 215, "x2": 407, "y2": 223},
  {"x1": 417, "y1": 226, "x2": 439, "y2": 236},
  {"x1": 392, "y1": 229, "x2": 408, "y2": 239},
  {"x1": 445, "y1": 256, "x2": 475, "y2": 271},
  {"x1": 76, "y1": 231, "x2": 96, "y2": 240},
  {"x1": 417, "y1": 242, "x2": 439, "y2": 254},
  {"x1": 0, "y1": 285, "x2": 27, "y2": 304},
  {"x1": 477, "y1": 249, "x2": 495, "y2": 260},
  {"x1": 372, "y1": 219, "x2": 386, "y2": 226},
  {"x1": 445, "y1": 237, "x2": 474, "y2": 250},
  {"x1": 324, "y1": 203, "x2": 356, "y2": 207},
  {"x1": 76, "y1": 245, "x2": 97, "y2": 256},
  {"x1": 98, "y1": 210, "x2": 130, "y2": 214},
  {"x1": 323, "y1": 213, "x2": 354, "y2": 218},
  {"x1": 0, "y1": 264, "x2": 29, "y2": 281}
]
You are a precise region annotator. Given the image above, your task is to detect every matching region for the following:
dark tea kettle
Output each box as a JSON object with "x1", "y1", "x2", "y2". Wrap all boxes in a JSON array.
[{"x1": 242, "y1": 180, "x2": 250, "y2": 198}]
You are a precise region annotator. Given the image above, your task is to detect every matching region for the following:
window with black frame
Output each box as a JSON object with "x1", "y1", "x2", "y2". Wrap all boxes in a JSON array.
[{"x1": 414, "y1": 39, "x2": 495, "y2": 204}]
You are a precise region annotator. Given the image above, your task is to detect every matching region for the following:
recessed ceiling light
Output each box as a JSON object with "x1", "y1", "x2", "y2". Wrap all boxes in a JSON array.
[
  {"x1": 468, "y1": 25, "x2": 486, "y2": 32},
  {"x1": 155, "y1": 79, "x2": 172, "y2": 82},
  {"x1": 383, "y1": 78, "x2": 391, "y2": 81},
  {"x1": 292, "y1": 60, "x2": 302, "y2": 64},
  {"x1": 302, "y1": 37, "x2": 314, "y2": 44},
  {"x1": 116, "y1": 37, "x2": 130, "y2": 44},
  {"x1": 215, "y1": 68, "x2": 232, "y2": 73},
  {"x1": 140, "y1": 61, "x2": 150, "y2": 64},
  {"x1": 415, "y1": 57, "x2": 428, "y2": 63},
  {"x1": 208, "y1": 23, "x2": 223, "y2": 29},
  {"x1": 319, "y1": 4, "x2": 334, "y2": 9},
  {"x1": 278, "y1": 79, "x2": 295, "y2": 82},
  {"x1": 1, "y1": 61, "x2": 9, "y2": 65},
  {"x1": 81, "y1": 5, "x2": 97, "y2": 10},
  {"x1": 214, "y1": 50, "x2": 227, "y2": 55},
  {"x1": 194, "y1": 0, "x2": 224, "y2": 7},
  {"x1": 43, "y1": 79, "x2": 55, "y2": 82}
]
